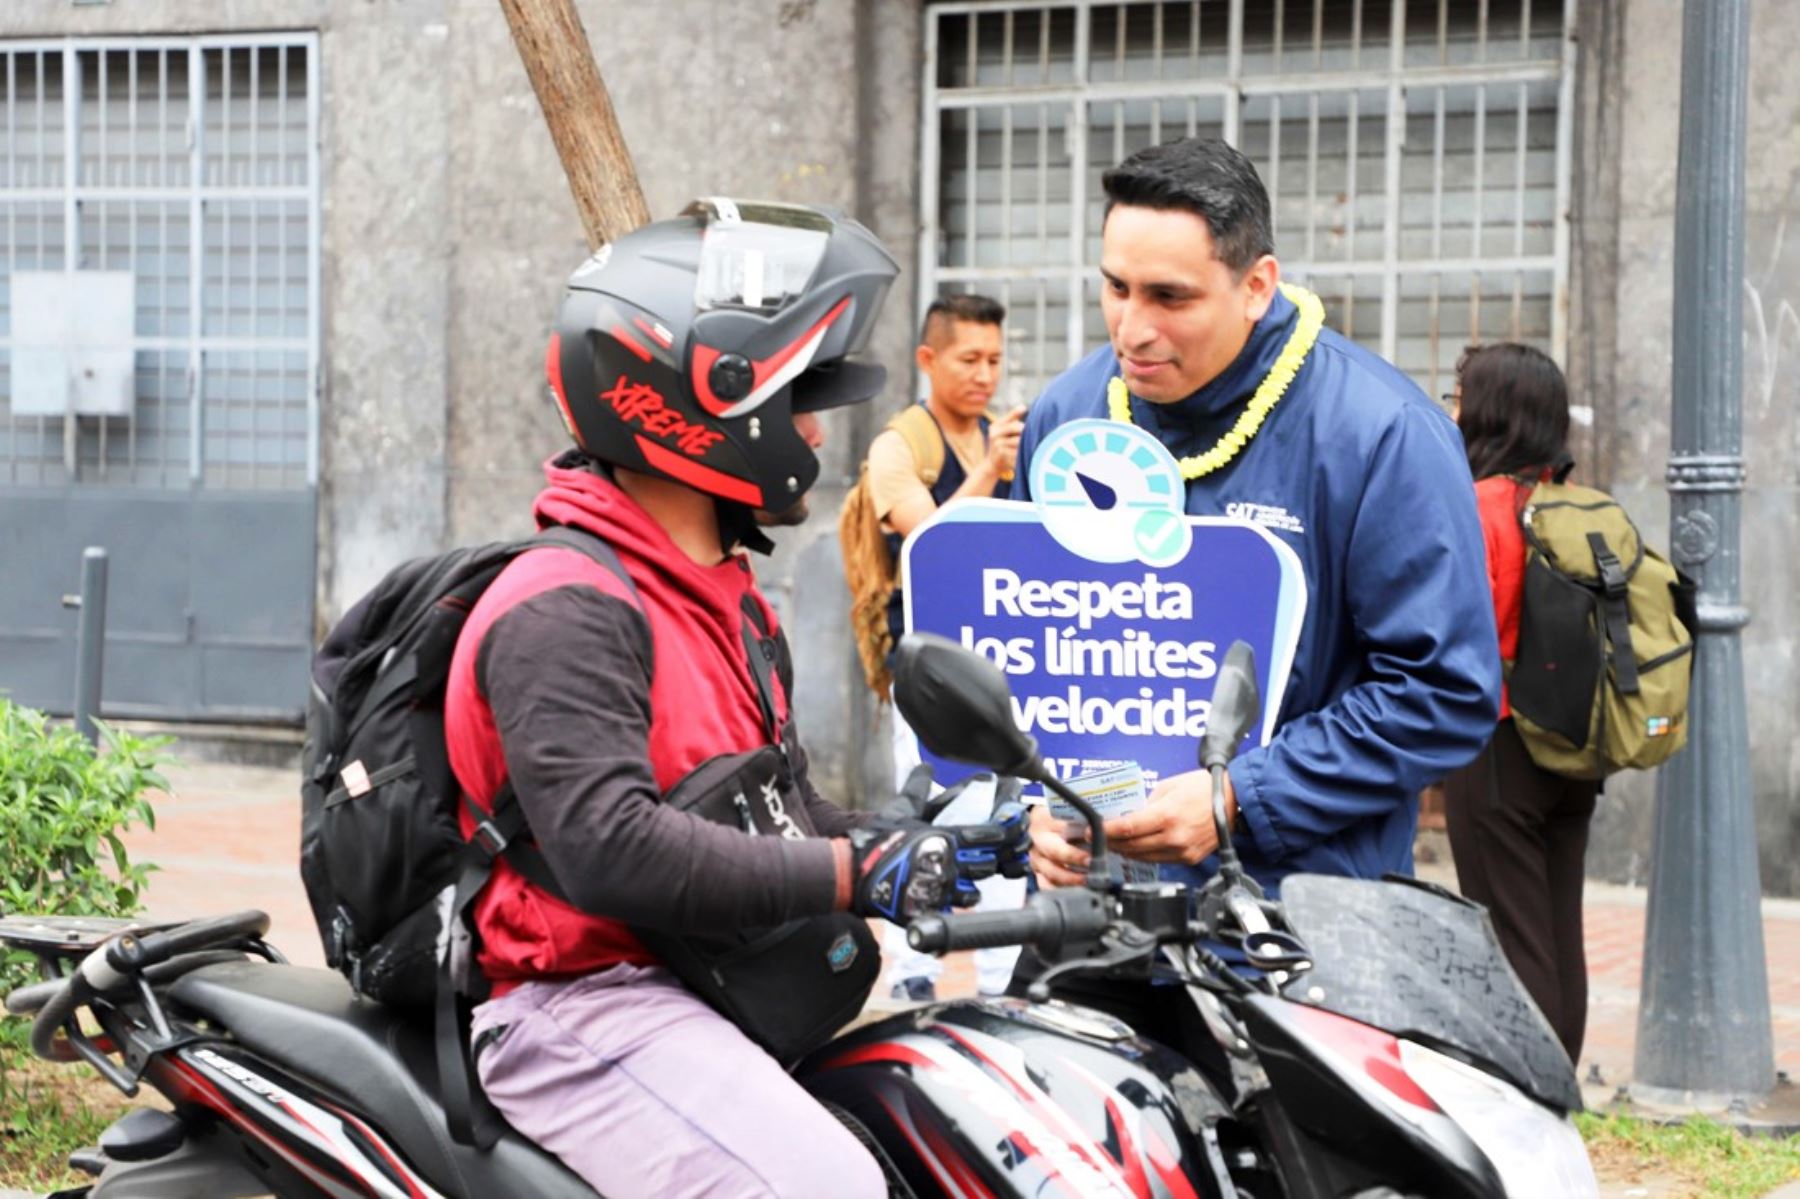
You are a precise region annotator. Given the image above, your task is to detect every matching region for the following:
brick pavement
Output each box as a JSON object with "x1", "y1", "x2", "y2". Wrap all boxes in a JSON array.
[
  {"x1": 1581, "y1": 883, "x2": 1800, "y2": 1097},
  {"x1": 122, "y1": 759, "x2": 322, "y2": 968},
  {"x1": 126, "y1": 758, "x2": 1800, "y2": 1099}
]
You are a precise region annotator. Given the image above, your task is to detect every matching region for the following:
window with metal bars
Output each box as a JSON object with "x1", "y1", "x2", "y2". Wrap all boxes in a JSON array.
[
  {"x1": 0, "y1": 36, "x2": 317, "y2": 490},
  {"x1": 922, "y1": 0, "x2": 1573, "y2": 410}
]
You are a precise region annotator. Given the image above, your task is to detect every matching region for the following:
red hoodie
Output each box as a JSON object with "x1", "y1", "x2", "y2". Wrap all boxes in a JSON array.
[
  {"x1": 445, "y1": 455, "x2": 856, "y2": 990},
  {"x1": 1474, "y1": 474, "x2": 1532, "y2": 720}
]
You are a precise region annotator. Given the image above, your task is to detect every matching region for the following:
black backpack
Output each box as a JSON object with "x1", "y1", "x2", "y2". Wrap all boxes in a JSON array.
[
  {"x1": 298, "y1": 525, "x2": 630, "y2": 1146},
  {"x1": 299, "y1": 525, "x2": 629, "y2": 1007}
]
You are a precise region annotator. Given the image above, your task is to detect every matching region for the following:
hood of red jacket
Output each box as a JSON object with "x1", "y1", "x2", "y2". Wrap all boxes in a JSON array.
[{"x1": 530, "y1": 452, "x2": 777, "y2": 633}]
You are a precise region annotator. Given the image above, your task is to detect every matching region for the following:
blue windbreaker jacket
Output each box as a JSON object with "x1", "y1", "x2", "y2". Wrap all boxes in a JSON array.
[{"x1": 1012, "y1": 288, "x2": 1501, "y2": 894}]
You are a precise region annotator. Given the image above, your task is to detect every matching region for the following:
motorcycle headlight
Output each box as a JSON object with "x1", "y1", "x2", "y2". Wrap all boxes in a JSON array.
[{"x1": 1398, "y1": 1039, "x2": 1598, "y2": 1199}]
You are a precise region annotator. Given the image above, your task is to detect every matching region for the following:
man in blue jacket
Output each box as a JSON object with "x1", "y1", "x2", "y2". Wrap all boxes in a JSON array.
[{"x1": 1016, "y1": 137, "x2": 1499, "y2": 900}]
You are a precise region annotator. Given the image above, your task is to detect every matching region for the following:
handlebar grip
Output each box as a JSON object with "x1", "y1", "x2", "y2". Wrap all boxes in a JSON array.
[
  {"x1": 5, "y1": 977, "x2": 65, "y2": 1016},
  {"x1": 106, "y1": 910, "x2": 270, "y2": 974},
  {"x1": 906, "y1": 889, "x2": 1111, "y2": 956},
  {"x1": 908, "y1": 907, "x2": 1043, "y2": 954}
]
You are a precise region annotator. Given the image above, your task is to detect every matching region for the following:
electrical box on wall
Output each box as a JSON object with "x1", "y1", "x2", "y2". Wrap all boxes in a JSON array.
[{"x1": 9, "y1": 271, "x2": 136, "y2": 418}]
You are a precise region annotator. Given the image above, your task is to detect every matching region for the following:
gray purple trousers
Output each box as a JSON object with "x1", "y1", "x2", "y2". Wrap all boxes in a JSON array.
[{"x1": 471, "y1": 962, "x2": 886, "y2": 1198}]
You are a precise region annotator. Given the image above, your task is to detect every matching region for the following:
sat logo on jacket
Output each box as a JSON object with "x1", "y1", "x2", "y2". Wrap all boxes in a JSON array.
[{"x1": 1225, "y1": 501, "x2": 1307, "y2": 536}]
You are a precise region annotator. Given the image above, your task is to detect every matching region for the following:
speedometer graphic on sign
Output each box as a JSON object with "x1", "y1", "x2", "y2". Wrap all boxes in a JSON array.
[{"x1": 1027, "y1": 418, "x2": 1190, "y2": 567}]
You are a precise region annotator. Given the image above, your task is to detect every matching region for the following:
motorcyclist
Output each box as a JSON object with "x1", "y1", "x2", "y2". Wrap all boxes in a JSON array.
[{"x1": 442, "y1": 199, "x2": 1027, "y2": 1197}]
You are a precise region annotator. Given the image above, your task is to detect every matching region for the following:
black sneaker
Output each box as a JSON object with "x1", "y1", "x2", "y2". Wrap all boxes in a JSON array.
[{"x1": 889, "y1": 977, "x2": 936, "y2": 1003}]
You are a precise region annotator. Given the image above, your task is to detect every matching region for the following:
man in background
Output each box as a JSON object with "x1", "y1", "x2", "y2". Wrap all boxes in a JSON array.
[{"x1": 861, "y1": 294, "x2": 1026, "y2": 1002}]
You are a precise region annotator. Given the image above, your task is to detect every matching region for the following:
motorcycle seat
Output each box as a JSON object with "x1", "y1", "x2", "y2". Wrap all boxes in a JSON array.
[{"x1": 167, "y1": 960, "x2": 598, "y2": 1198}]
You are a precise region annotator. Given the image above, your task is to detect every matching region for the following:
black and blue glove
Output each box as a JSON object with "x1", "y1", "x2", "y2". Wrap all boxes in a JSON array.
[
  {"x1": 941, "y1": 797, "x2": 1032, "y2": 894},
  {"x1": 849, "y1": 780, "x2": 1033, "y2": 922},
  {"x1": 848, "y1": 822, "x2": 962, "y2": 924},
  {"x1": 918, "y1": 773, "x2": 1032, "y2": 898}
]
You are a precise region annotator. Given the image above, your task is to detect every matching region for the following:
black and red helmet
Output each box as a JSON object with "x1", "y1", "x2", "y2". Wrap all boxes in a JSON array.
[{"x1": 547, "y1": 198, "x2": 899, "y2": 512}]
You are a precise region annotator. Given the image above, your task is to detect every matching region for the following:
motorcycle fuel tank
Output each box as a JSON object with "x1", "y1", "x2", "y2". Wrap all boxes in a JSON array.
[{"x1": 802, "y1": 996, "x2": 1232, "y2": 1198}]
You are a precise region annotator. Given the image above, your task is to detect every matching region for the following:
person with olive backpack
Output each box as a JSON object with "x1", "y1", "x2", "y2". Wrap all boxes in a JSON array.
[{"x1": 1445, "y1": 342, "x2": 1693, "y2": 1065}]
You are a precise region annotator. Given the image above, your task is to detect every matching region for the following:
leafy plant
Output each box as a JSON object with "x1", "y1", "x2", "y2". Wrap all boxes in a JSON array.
[
  {"x1": 0, "y1": 700, "x2": 167, "y2": 1188},
  {"x1": 0, "y1": 700, "x2": 164, "y2": 921},
  {"x1": 0, "y1": 699, "x2": 166, "y2": 1044}
]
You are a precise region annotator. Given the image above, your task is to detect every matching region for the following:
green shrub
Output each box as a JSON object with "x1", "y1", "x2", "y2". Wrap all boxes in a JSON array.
[
  {"x1": 0, "y1": 699, "x2": 168, "y2": 1188},
  {"x1": 0, "y1": 700, "x2": 164, "y2": 916},
  {"x1": 0, "y1": 700, "x2": 166, "y2": 1009}
]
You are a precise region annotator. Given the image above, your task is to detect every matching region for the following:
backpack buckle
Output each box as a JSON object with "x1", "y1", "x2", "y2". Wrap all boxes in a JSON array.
[
  {"x1": 1588, "y1": 533, "x2": 1629, "y2": 599},
  {"x1": 471, "y1": 819, "x2": 510, "y2": 859}
]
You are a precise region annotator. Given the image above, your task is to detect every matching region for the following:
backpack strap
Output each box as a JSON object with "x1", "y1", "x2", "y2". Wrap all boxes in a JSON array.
[
  {"x1": 438, "y1": 521, "x2": 642, "y2": 1149},
  {"x1": 533, "y1": 523, "x2": 641, "y2": 603},
  {"x1": 889, "y1": 403, "x2": 946, "y2": 487},
  {"x1": 455, "y1": 520, "x2": 641, "y2": 897},
  {"x1": 437, "y1": 853, "x2": 504, "y2": 1148},
  {"x1": 1587, "y1": 531, "x2": 1641, "y2": 695},
  {"x1": 739, "y1": 595, "x2": 785, "y2": 747}
]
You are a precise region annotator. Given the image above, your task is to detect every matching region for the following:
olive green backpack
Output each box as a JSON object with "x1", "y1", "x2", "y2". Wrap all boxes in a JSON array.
[{"x1": 1506, "y1": 477, "x2": 1698, "y2": 780}]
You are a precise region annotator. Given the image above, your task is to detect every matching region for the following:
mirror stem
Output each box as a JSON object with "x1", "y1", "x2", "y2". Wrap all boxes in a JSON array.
[
  {"x1": 1030, "y1": 768, "x2": 1112, "y2": 892},
  {"x1": 1209, "y1": 763, "x2": 1243, "y2": 879}
]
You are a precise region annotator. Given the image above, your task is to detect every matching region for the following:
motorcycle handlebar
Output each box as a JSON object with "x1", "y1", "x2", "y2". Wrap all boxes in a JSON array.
[
  {"x1": 906, "y1": 889, "x2": 1109, "y2": 956},
  {"x1": 105, "y1": 910, "x2": 269, "y2": 974},
  {"x1": 4, "y1": 977, "x2": 64, "y2": 1016},
  {"x1": 908, "y1": 908, "x2": 1041, "y2": 953},
  {"x1": 22, "y1": 909, "x2": 271, "y2": 1063}
]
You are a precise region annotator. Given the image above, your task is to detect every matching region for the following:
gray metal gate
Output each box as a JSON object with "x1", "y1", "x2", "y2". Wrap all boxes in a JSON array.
[
  {"x1": 0, "y1": 35, "x2": 320, "y2": 722},
  {"x1": 922, "y1": 0, "x2": 1575, "y2": 414}
]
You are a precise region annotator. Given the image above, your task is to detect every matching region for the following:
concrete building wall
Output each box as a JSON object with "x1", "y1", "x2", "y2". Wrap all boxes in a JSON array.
[
  {"x1": 1581, "y1": 0, "x2": 1800, "y2": 896},
  {"x1": 432, "y1": 0, "x2": 922, "y2": 807},
  {"x1": 2, "y1": 0, "x2": 918, "y2": 808},
  {"x1": 12, "y1": 0, "x2": 1794, "y2": 875}
]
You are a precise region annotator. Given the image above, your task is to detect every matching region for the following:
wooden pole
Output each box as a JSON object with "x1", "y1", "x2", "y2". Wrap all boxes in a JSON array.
[{"x1": 498, "y1": 0, "x2": 652, "y2": 249}]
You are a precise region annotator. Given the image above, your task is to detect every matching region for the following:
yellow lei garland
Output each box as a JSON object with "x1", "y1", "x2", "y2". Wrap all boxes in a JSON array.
[{"x1": 1107, "y1": 282, "x2": 1325, "y2": 480}]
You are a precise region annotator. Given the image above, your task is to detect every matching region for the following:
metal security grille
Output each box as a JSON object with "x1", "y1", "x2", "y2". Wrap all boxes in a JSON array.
[
  {"x1": 0, "y1": 36, "x2": 319, "y2": 489},
  {"x1": 922, "y1": 0, "x2": 1573, "y2": 407},
  {"x1": 0, "y1": 34, "x2": 319, "y2": 723}
]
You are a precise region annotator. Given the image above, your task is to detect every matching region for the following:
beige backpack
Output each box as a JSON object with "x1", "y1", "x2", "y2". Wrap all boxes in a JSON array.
[{"x1": 838, "y1": 405, "x2": 944, "y2": 699}]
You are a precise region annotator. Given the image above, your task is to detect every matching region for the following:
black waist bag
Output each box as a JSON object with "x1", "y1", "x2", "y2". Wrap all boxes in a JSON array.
[{"x1": 631, "y1": 742, "x2": 878, "y2": 1063}]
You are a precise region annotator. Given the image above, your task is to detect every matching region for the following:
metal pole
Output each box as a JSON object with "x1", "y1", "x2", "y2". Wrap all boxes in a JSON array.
[
  {"x1": 1633, "y1": 0, "x2": 1773, "y2": 1108},
  {"x1": 67, "y1": 547, "x2": 110, "y2": 745}
]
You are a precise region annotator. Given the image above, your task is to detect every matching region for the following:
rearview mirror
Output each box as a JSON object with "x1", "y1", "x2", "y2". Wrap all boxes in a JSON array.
[
  {"x1": 1200, "y1": 640, "x2": 1261, "y2": 771},
  {"x1": 893, "y1": 633, "x2": 1040, "y2": 779}
]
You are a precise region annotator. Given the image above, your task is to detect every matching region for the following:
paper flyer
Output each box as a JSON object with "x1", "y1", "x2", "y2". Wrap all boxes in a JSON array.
[{"x1": 1046, "y1": 761, "x2": 1159, "y2": 885}]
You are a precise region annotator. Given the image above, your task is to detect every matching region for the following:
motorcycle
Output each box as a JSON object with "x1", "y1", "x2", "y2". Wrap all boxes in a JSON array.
[{"x1": 2, "y1": 635, "x2": 1598, "y2": 1198}]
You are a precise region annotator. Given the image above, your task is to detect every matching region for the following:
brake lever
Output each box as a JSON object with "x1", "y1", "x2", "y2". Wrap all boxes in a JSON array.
[{"x1": 1026, "y1": 923, "x2": 1160, "y2": 1002}]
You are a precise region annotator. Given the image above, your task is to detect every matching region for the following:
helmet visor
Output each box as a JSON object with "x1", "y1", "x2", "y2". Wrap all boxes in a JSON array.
[
  {"x1": 791, "y1": 359, "x2": 888, "y2": 413},
  {"x1": 690, "y1": 199, "x2": 832, "y2": 314}
]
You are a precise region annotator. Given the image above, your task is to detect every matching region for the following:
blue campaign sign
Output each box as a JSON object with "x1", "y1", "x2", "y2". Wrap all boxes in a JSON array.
[{"x1": 901, "y1": 418, "x2": 1307, "y2": 790}]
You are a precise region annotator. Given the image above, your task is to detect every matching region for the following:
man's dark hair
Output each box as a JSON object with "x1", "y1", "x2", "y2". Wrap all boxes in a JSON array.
[
  {"x1": 1455, "y1": 342, "x2": 1572, "y2": 481},
  {"x1": 920, "y1": 292, "x2": 1005, "y2": 348},
  {"x1": 1102, "y1": 137, "x2": 1275, "y2": 275}
]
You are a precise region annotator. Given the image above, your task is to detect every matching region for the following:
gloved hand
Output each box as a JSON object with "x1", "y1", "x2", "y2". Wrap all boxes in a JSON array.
[
  {"x1": 869, "y1": 771, "x2": 1034, "y2": 906},
  {"x1": 941, "y1": 797, "x2": 1032, "y2": 891},
  {"x1": 847, "y1": 823, "x2": 962, "y2": 924}
]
